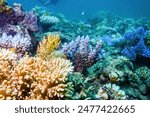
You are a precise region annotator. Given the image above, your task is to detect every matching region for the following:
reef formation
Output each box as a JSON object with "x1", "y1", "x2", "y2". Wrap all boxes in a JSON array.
[{"x1": 0, "y1": 1, "x2": 150, "y2": 100}]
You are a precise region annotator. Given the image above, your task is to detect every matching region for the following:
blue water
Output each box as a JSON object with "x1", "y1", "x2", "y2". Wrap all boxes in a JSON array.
[{"x1": 7, "y1": 0, "x2": 150, "y2": 20}]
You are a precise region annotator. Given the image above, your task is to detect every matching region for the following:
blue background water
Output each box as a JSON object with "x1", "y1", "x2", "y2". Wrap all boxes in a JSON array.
[{"x1": 8, "y1": 0, "x2": 150, "y2": 20}]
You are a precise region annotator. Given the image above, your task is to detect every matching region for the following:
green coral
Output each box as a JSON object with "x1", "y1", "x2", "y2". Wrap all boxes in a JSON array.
[
  {"x1": 135, "y1": 66, "x2": 150, "y2": 80},
  {"x1": 65, "y1": 72, "x2": 97, "y2": 100}
]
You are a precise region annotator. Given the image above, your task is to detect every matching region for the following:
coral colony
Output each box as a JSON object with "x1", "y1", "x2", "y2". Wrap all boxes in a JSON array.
[{"x1": 0, "y1": 1, "x2": 150, "y2": 100}]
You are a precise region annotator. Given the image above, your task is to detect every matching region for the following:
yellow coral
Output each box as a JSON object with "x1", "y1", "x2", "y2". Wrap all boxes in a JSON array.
[{"x1": 37, "y1": 34, "x2": 60, "y2": 60}]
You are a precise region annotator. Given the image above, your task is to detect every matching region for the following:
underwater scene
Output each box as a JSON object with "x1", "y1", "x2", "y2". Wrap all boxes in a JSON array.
[{"x1": 0, "y1": 0, "x2": 150, "y2": 100}]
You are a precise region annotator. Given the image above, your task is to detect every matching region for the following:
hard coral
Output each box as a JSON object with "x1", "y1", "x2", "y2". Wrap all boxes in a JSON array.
[
  {"x1": 40, "y1": 15, "x2": 59, "y2": 26},
  {"x1": 0, "y1": 49, "x2": 73, "y2": 100},
  {"x1": 62, "y1": 36, "x2": 104, "y2": 73},
  {"x1": 122, "y1": 27, "x2": 150, "y2": 61},
  {"x1": 21, "y1": 11, "x2": 38, "y2": 32},
  {"x1": 122, "y1": 38, "x2": 150, "y2": 61},
  {"x1": 0, "y1": 32, "x2": 32, "y2": 57}
]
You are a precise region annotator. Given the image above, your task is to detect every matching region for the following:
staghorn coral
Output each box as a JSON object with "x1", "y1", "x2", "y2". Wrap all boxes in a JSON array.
[
  {"x1": 37, "y1": 34, "x2": 60, "y2": 60},
  {"x1": 0, "y1": 48, "x2": 73, "y2": 100}
]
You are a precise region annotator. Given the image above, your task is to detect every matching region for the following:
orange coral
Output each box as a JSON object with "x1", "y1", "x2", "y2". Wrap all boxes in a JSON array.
[
  {"x1": 37, "y1": 34, "x2": 60, "y2": 60},
  {"x1": 0, "y1": 47, "x2": 73, "y2": 100}
]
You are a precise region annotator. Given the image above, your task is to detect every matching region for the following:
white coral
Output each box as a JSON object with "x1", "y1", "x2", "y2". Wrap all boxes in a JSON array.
[{"x1": 40, "y1": 15, "x2": 59, "y2": 25}]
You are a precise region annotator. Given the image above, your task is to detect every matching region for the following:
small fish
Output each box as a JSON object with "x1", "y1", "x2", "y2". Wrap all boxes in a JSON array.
[{"x1": 81, "y1": 11, "x2": 85, "y2": 16}]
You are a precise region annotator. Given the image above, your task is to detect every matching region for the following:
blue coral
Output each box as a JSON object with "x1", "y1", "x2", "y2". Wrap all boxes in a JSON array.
[
  {"x1": 124, "y1": 27, "x2": 146, "y2": 41},
  {"x1": 121, "y1": 27, "x2": 150, "y2": 61},
  {"x1": 122, "y1": 38, "x2": 150, "y2": 61}
]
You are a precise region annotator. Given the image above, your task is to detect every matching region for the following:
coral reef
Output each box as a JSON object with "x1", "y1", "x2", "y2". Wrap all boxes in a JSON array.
[
  {"x1": 40, "y1": 15, "x2": 59, "y2": 26},
  {"x1": 21, "y1": 11, "x2": 38, "y2": 32},
  {"x1": 0, "y1": 32, "x2": 32, "y2": 57},
  {"x1": 33, "y1": 6, "x2": 59, "y2": 31},
  {"x1": 0, "y1": 1, "x2": 150, "y2": 100}
]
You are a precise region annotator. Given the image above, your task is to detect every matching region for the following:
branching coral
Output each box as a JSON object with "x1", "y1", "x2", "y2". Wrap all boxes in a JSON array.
[
  {"x1": 0, "y1": 49, "x2": 73, "y2": 100},
  {"x1": 37, "y1": 34, "x2": 60, "y2": 60},
  {"x1": 121, "y1": 27, "x2": 150, "y2": 61},
  {"x1": 21, "y1": 11, "x2": 38, "y2": 32},
  {"x1": 40, "y1": 15, "x2": 60, "y2": 26},
  {"x1": 0, "y1": 32, "x2": 32, "y2": 57},
  {"x1": 122, "y1": 38, "x2": 150, "y2": 61},
  {"x1": 62, "y1": 36, "x2": 104, "y2": 73}
]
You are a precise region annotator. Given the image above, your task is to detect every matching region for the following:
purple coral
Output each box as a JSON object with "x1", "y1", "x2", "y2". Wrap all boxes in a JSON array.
[
  {"x1": 0, "y1": 3, "x2": 39, "y2": 56},
  {"x1": 12, "y1": 3, "x2": 25, "y2": 23},
  {"x1": 0, "y1": 30, "x2": 32, "y2": 57},
  {"x1": 62, "y1": 36, "x2": 104, "y2": 72},
  {"x1": 0, "y1": 3, "x2": 38, "y2": 32},
  {"x1": 21, "y1": 11, "x2": 38, "y2": 32}
]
